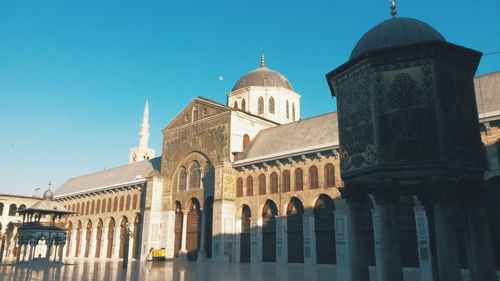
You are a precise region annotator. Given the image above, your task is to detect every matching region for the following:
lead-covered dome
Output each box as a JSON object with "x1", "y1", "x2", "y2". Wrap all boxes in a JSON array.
[
  {"x1": 350, "y1": 17, "x2": 445, "y2": 60},
  {"x1": 43, "y1": 189, "x2": 54, "y2": 201},
  {"x1": 232, "y1": 57, "x2": 293, "y2": 91}
]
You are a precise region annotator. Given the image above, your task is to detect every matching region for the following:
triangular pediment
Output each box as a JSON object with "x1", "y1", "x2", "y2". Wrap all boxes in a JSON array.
[{"x1": 163, "y1": 97, "x2": 231, "y2": 131}]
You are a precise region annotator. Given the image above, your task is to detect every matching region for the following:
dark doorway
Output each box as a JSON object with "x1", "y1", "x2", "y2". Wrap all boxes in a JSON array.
[
  {"x1": 287, "y1": 197, "x2": 304, "y2": 263},
  {"x1": 204, "y1": 197, "x2": 214, "y2": 258},
  {"x1": 314, "y1": 194, "x2": 336, "y2": 264},
  {"x1": 186, "y1": 198, "x2": 201, "y2": 261},
  {"x1": 240, "y1": 205, "x2": 251, "y2": 263},
  {"x1": 262, "y1": 200, "x2": 278, "y2": 262}
]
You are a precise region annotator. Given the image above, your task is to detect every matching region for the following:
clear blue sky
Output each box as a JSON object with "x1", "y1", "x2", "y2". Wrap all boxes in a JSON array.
[{"x1": 1, "y1": 0, "x2": 499, "y2": 197}]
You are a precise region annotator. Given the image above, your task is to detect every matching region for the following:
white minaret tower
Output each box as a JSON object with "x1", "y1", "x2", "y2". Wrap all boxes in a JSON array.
[{"x1": 129, "y1": 98, "x2": 156, "y2": 164}]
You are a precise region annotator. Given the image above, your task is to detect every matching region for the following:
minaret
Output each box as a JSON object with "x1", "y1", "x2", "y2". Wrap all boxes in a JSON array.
[{"x1": 129, "y1": 98, "x2": 156, "y2": 164}]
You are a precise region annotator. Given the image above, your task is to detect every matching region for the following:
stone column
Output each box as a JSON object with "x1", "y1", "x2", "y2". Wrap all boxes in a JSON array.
[
  {"x1": 304, "y1": 212, "x2": 316, "y2": 265},
  {"x1": 276, "y1": 216, "x2": 286, "y2": 264},
  {"x1": 100, "y1": 227, "x2": 109, "y2": 259},
  {"x1": 16, "y1": 244, "x2": 22, "y2": 263},
  {"x1": 433, "y1": 200, "x2": 462, "y2": 281},
  {"x1": 46, "y1": 243, "x2": 53, "y2": 261},
  {"x1": 89, "y1": 227, "x2": 98, "y2": 259},
  {"x1": 250, "y1": 218, "x2": 260, "y2": 264},
  {"x1": 128, "y1": 226, "x2": 135, "y2": 260},
  {"x1": 197, "y1": 210, "x2": 206, "y2": 261},
  {"x1": 58, "y1": 244, "x2": 65, "y2": 262},
  {"x1": 69, "y1": 229, "x2": 78, "y2": 258},
  {"x1": 164, "y1": 211, "x2": 176, "y2": 259},
  {"x1": 412, "y1": 196, "x2": 436, "y2": 281},
  {"x1": 372, "y1": 194, "x2": 403, "y2": 281},
  {"x1": 112, "y1": 226, "x2": 121, "y2": 259},
  {"x1": 335, "y1": 196, "x2": 369, "y2": 281},
  {"x1": 179, "y1": 212, "x2": 188, "y2": 259},
  {"x1": 79, "y1": 233, "x2": 87, "y2": 258},
  {"x1": 464, "y1": 203, "x2": 497, "y2": 281}
]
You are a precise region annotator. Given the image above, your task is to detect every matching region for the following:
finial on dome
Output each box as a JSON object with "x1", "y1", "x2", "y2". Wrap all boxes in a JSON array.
[
  {"x1": 48, "y1": 179, "x2": 52, "y2": 190},
  {"x1": 389, "y1": 0, "x2": 397, "y2": 18},
  {"x1": 260, "y1": 52, "x2": 266, "y2": 67}
]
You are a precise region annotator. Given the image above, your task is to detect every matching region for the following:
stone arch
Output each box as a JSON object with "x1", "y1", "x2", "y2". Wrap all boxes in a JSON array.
[
  {"x1": 233, "y1": 100, "x2": 238, "y2": 109},
  {"x1": 324, "y1": 164, "x2": 335, "y2": 187},
  {"x1": 91, "y1": 200, "x2": 95, "y2": 215},
  {"x1": 236, "y1": 177, "x2": 244, "y2": 197},
  {"x1": 107, "y1": 198, "x2": 112, "y2": 212},
  {"x1": 84, "y1": 220, "x2": 92, "y2": 257},
  {"x1": 18, "y1": 204, "x2": 26, "y2": 211},
  {"x1": 287, "y1": 197, "x2": 304, "y2": 263},
  {"x1": 119, "y1": 216, "x2": 129, "y2": 259},
  {"x1": 132, "y1": 194, "x2": 138, "y2": 209},
  {"x1": 95, "y1": 219, "x2": 104, "y2": 258},
  {"x1": 246, "y1": 176, "x2": 254, "y2": 196},
  {"x1": 286, "y1": 100, "x2": 290, "y2": 119},
  {"x1": 96, "y1": 199, "x2": 101, "y2": 214},
  {"x1": 204, "y1": 196, "x2": 214, "y2": 258},
  {"x1": 101, "y1": 199, "x2": 106, "y2": 214},
  {"x1": 86, "y1": 201, "x2": 90, "y2": 215},
  {"x1": 270, "y1": 172, "x2": 278, "y2": 193},
  {"x1": 174, "y1": 201, "x2": 183, "y2": 257},
  {"x1": 262, "y1": 199, "x2": 278, "y2": 262},
  {"x1": 309, "y1": 166, "x2": 319, "y2": 189},
  {"x1": 106, "y1": 217, "x2": 116, "y2": 258},
  {"x1": 8, "y1": 204, "x2": 17, "y2": 216},
  {"x1": 292, "y1": 103, "x2": 296, "y2": 121},
  {"x1": 241, "y1": 98, "x2": 246, "y2": 111},
  {"x1": 119, "y1": 196, "x2": 125, "y2": 211},
  {"x1": 295, "y1": 168, "x2": 304, "y2": 191},
  {"x1": 126, "y1": 195, "x2": 131, "y2": 210},
  {"x1": 113, "y1": 197, "x2": 118, "y2": 212},
  {"x1": 240, "y1": 204, "x2": 252, "y2": 263},
  {"x1": 282, "y1": 170, "x2": 291, "y2": 192},
  {"x1": 186, "y1": 197, "x2": 201, "y2": 261},
  {"x1": 314, "y1": 194, "x2": 336, "y2": 264},
  {"x1": 178, "y1": 166, "x2": 187, "y2": 191},
  {"x1": 259, "y1": 174, "x2": 266, "y2": 195}
]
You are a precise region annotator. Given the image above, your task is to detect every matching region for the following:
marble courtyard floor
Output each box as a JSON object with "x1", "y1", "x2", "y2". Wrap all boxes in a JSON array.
[{"x1": 0, "y1": 259, "x2": 338, "y2": 281}]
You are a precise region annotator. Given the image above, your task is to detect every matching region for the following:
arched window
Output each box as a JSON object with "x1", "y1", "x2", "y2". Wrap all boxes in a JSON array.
[
  {"x1": 102, "y1": 200, "x2": 106, "y2": 214},
  {"x1": 282, "y1": 170, "x2": 291, "y2": 192},
  {"x1": 108, "y1": 198, "x2": 112, "y2": 212},
  {"x1": 292, "y1": 103, "x2": 296, "y2": 121},
  {"x1": 259, "y1": 174, "x2": 266, "y2": 195},
  {"x1": 258, "y1": 97, "x2": 264, "y2": 115},
  {"x1": 269, "y1": 97, "x2": 275, "y2": 114},
  {"x1": 192, "y1": 106, "x2": 199, "y2": 122},
  {"x1": 86, "y1": 201, "x2": 90, "y2": 215},
  {"x1": 133, "y1": 194, "x2": 138, "y2": 209},
  {"x1": 295, "y1": 169, "x2": 303, "y2": 191},
  {"x1": 113, "y1": 197, "x2": 118, "y2": 212},
  {"x1": 325, "y1": 164, "x2": 335, "y2": 187},
  {"x1": 119, "y1": 196, "x2": 125, "y2": 211},
  {"x1": 77, "y1": 203, "x2": 80, "y2": 214},
  {"x1": 126, "y1": 195, "x2": 131, "y2": 210},
  {"x1": 270, "y1": 172, "x2": 278, "y2": 193},
  {"x1": 237, "y1": 177, "x2": 244, "y2": 197},
  {"x1": 189, "y1": 161, "x2": 201, "y2": 189},
  {"x1": 91, "y1": 200, "x2": 95, "y2": 215},
  {"x1": 8, "y1": 204, "x2": 17, "y2": 216},
  {"x1": 19, "y1": 204, "x2": 26, "y2": 211},
  {"x1": 178, "y1": 167, "x2": 187, "y2": 191},
  {"x1": 243, "y1": 134, "x2": 250, "y2": 150},
  {"x1": 0, "y1": 203, "x2": 3, "y2": 216},
  {"x1": 96, "y1": 200, "x2": 101, "y2": 214},
  {"x1": 233, "y1": 101, "x2": 238, "y2": 109},
  {"x1": 286, "y1": 100, "x2": 290, "y2": 119},
  {"x1": 309, "y1": 166, "x2": 319, "y2": 189},
  {"x1": 246, "y1": 176, "x2": 254, "y2": 196},
  {"x1": 241, "y1": 99, "x2": 246, "y2": 111}
]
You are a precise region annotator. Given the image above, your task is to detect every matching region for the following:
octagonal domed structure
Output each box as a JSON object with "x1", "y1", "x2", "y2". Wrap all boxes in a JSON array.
[{"x1": 350, "y1": 17, "x2": 446, "y2": 60}]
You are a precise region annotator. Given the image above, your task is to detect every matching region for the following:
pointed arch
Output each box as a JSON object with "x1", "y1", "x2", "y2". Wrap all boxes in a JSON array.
[
  {"x1": 126, "y1": 195, "x2": 131, "y2": 210},
  {"x1": 287, "y1": 197, "x2": 304, "y2": 263},
  {"x1": 241, "y1": 99, "x2": 246, "y2": 111},
  {"x1": 243, "y1": 134, "x2": 250, "y2": 150},
  {"x1": 324, "y1": 164, "x2": 335, "y2": 187},
  {"x1": 174, "y1": 201, "x2": 183, "y2": 257},
  {"x1": 132, "y1": 194, "x2": 138, "y2": 209},
  {"x1": 259, "y1": 174, "x2": 266, "y2": 195},
  {"x1": 233, "y1": 100, "x2": 238, "y2": 109},
  {"x1": 119, "y1": 216, "x2": 129, "y2": 258},
  {"x1": 270, "y1": 172, "x2": 278, "y2": 193},
  {"x1": 314, "y1": 194, "x2": 336, "y2": 264},
  {"x1": 186, "y1": 198, "x2": 201, "y2": 261},
  {"x1": 178, "y1": 166, "x2": 187, "y2": 191},
  {"x1": 286, "y1": 100, "x2": 290, "y2": 119},
  {"x1": 282, "y1": 170, "x2": 291, "y2": 192},
  {"x1": 262, "y1": 200, "x2": 278, "y2": 262},
  {"x1": 84, "y1": 220, "x2": 92, "y2": 257},
  {"x1": 119, "y1": 196, "x2": 125, "y2": 211},
  {"x1": 237, "y1": 177, "x2": 244, "y2": 197},
  {"x1": 295, "y1": 168, "x2": 303, "y2": 191},
  {"x1": 96, "y1": 199, "x2": 101, "y2": 214},
  {"x1": 292, "y1": 103, "x2": 296, "y2": 121},
  {"x1": 95, "y1": 219, "x2": 104, "y2": 258},
  {"x1": 309, "y1": 166, "x2": 319, "y2": 189},
  {"x1": 107, "y1": 218, "x2": 116, "y2": 258}
]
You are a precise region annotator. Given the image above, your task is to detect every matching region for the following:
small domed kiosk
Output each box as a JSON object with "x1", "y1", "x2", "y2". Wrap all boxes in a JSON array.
[
  {"x1": 16, "y1": 185, "x2": 74, "y2": 263},
  {"x1": 326, "y1": 3, "x2": 496, "y2": 281}
]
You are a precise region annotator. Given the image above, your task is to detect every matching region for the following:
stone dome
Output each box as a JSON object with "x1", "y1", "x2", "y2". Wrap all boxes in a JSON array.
[
  {"x1": 43, "y1": 189, "x2": 54, "y2": 201},
  {"x1": 232, "y1": 58, "x2": 293, "y2": 92},
  {"x1": 350, "y1": 17, "x2": 446, "y2": 60}
]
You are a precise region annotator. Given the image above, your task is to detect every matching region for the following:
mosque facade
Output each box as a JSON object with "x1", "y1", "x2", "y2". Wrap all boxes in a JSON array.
[{"x1": 1, "y1": 8, "x2": 499, "y2": 281}]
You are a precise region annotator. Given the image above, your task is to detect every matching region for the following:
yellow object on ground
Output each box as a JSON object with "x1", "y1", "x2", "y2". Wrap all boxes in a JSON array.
[{"x1": 152, "y1": 249, "x2": 166, "y2": 261}]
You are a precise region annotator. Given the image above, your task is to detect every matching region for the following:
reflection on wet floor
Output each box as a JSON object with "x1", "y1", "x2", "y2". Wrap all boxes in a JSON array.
[{"x1": 0, "y1": 260, "x2": 336, "y2": 281}]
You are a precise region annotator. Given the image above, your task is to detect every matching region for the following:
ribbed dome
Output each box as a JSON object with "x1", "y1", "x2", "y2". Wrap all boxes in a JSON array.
[
  {"x1": 232, "y1": 59, "x2": 293, "y2": 92},
  {"x1": 350, "y1": 17, "x2": 445, "y2": 60},
  {"x1": 43, "y1": 189, "x2": 54, "y2": 201}
]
